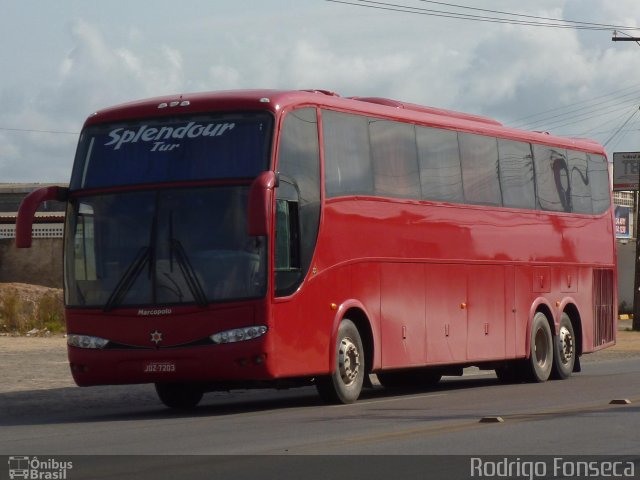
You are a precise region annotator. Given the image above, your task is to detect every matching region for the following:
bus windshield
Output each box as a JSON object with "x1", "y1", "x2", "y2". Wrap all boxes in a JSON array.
[
  {"x1": 65, "y1": 186, "x2": 267, "y2": 308},
  {"x1": 70, "y1": 112, "x2": 273, "y2": 189}
]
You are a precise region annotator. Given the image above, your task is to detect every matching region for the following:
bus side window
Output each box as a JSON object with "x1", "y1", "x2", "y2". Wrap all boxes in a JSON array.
[
  {"x1": 73, "y1": 202, "x2": 97, "y2": 281},
  {"x1": 588, "y1": 154, "x2": 611, "y2": 214},
  {"x1": 369, "y1": 119, "x2": 420, "y2": 199},
  {"x1": 416, "y1": 127, "x2": 464, "y2": 203},
  {"x1": 533, "y1": 145, "x2": 570, "y2": 212},
  {"x1": 498, "y1": 139, "x2": 536, "y2": 210},
  {"x1": 459, "y1": 133, "x2": 502, "y2": 207},
  {"x1": 322, "y1": 110, "x2": 373, "y2": 197},
  {"x1": 275, "y1": 108, "x2": 320, "y2": 297},
  {"x1": 275, "y1": 180, "x2": 301, "y2": 279},
  {"x1": 568, "y1": 150, "x2": 592, "y2": 214}
]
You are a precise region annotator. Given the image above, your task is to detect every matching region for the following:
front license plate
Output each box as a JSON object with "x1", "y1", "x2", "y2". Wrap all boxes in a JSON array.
[{"x1": 143, "y1": 361, "x2": 176, "y2": 373}]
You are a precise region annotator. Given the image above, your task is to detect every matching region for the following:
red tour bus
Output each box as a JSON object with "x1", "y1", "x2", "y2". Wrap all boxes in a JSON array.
[{"x1": 16, "y1": 90, "x2": 617, "y2": 408}]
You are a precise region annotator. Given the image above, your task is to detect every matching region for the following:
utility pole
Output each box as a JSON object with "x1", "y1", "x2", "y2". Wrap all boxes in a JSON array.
[
  {"x1": 612, "y1": 32, "x2": 640, "y2": 331},
  {"x1": 611, "y1": 31, "x2": 640, "y2": 43}
]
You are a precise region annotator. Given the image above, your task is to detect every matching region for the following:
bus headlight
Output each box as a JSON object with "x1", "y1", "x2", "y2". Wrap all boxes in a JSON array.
[
  {"x1": 67, "y1": 334, "x2": 110, "y2": 349},
  {"x1": 210, "y1": 326, "x2": 268, "y2": 344}
]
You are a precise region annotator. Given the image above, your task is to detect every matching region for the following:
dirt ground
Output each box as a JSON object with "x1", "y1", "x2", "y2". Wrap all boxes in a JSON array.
[{"x1": 1, "y1": 321, "x2": 639, "y2": 394}]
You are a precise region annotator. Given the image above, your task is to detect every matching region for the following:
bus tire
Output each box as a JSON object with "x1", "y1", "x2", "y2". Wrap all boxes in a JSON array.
[
  {"x1": 316, "y1": 319, "x2": 365, "y2": 404},
  {"x1": 551, "y1": 313, "x2": 576, "y2": 380},
  {"x1": 526, "y1": 312, "x2": 553, "y2": 382},
  {"x1": 155, "y1": 382, "x2": 204, "y2": 409}
]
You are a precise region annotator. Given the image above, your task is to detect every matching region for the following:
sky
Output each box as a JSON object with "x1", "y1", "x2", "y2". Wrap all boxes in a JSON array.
[{"x1": 1, "y1": 0, "x2": 640, "y2": 183}]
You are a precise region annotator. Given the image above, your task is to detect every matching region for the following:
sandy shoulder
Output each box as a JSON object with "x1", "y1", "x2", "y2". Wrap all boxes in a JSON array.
[{"x1": 1, "y1": 331, "x2": 639, "y2": 393}]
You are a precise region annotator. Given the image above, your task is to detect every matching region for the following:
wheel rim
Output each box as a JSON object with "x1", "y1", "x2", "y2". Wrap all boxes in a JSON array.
[
  {"x1": 558, "y1": 325, "x2": 574, "y2": 366},
  {"x1": 338, "y1": 336, "x2": 360, "y2": 386},
  {"x1": 534, "y1": 326, "x2": 550, "y2": 368}
]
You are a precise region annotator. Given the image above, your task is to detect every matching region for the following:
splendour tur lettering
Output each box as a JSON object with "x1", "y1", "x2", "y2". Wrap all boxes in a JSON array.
[{"x1": 104, "y1": 122, "x2": 235, "y2": 150}]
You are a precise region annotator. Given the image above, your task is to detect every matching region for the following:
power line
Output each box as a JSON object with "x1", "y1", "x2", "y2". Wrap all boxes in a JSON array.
[
  {"x1": 603, "y1": 107, "x2": 639, "y2": 147},
  {"x1": 531, "y1": 103, "x2": 638, "y2": 133},
  {"x1": 516, "y1": 93, "x2": 640, "y2": 131},
  {"x1": 326, "y1": 0, "x2": 640, "y2": 31},
  {"x1": 508, "y1": 82, "x2": 640, "y2": 126},
  {"x1": 418, "y1": 0, "x2": 640, "y2": 32},
  {"x1": 0, "y1": 126, "x2": 79, "y2": 135}
]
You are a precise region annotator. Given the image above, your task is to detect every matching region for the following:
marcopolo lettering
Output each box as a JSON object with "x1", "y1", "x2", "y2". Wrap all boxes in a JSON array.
[
  {"x1": 138, "y1": 308, "x2": 173, "y2": 316},
  {"x1": 104, "y1": 122, "x2": 236, "y2": 150}
]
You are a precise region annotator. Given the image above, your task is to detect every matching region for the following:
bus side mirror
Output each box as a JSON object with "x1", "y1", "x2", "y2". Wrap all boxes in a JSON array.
[
  {"x1": 16, "y1": 186, "x2": 69, "y2": 248},
  {"x1": 247, "y1": 171, "x2": 278, "y2": 237}
]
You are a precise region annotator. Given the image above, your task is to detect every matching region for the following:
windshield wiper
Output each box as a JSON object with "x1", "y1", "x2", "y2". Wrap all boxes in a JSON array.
[
  {"x1": 170, "y1": 238, "x2": 208, "y2": 307},
  {"x1": 104, "y1": 246, "x2": 150, "y2": 312}
]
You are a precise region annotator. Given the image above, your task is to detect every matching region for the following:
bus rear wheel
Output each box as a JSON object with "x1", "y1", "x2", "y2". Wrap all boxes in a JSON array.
[
  {"x1": 551, "y1": 313, "x2": 576, "y2": 380},
  {"x1": 155, "y1": 382, "x2": 204, "y2": 409},
  {"x1": 316, "y1": 319, "x2": 365, "y2": 404},
  {"x1": 526, "y1": 312, "x2": 553, "y2": 382}
]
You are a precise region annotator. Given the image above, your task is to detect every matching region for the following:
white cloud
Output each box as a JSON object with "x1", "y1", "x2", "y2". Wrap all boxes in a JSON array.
[
  {"x1": 2, "y1": 2, "x2": 640, "y2": 181},
  {"x1": 0, "y1": 19, "x2": 187, "y2": 182}
]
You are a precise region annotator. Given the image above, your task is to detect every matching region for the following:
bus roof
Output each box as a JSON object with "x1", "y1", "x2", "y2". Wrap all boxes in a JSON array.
[{"x1": 85, "y1": 89, "x2": 606, "y2": 156}]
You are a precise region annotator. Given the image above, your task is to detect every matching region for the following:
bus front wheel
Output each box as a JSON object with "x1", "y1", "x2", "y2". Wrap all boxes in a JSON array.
[
  {"x1": 526, "y1": 312, "x2": 553, "y2": 382},
  {"x1": 155, "y1": 382, "x2": 204, "y2": 409},
  {"x1": 316, "y1": 319, "x2": 365, "y2": 404}
]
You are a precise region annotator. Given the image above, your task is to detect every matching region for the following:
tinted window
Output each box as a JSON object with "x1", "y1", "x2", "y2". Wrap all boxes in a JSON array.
[
  {"x1": 416, "y1": 127, "x2": 464, "y2": 203},
  {"x1": 322, "y1": 110, "x2": 373, "y2": 197},
  {"x1": 71, "y1": 113, "x2": 273, "y2": 190},
  {"x1": 533, "y1": 145, "x2": 570, "y2": 212},
  {"x1": 588, "y1": 154, "x2": 611, "y2": 214},
  {"x1": 459, "y1": 133, "x2": 502, "y2": 206},
  {"x1": 568, "y1": 150, "x2": 592, "y2": 214},
  {"x1": 65, "y1": 187, "x2": 267, "y2": 307},
  {"x1": 498, "y1": 139, "x2": 535, "y2": 209},
  {"x1": 369, "y1": 120, "x2": 421, "y2": 199},
  {"x1": 275, "y1": 108, "x2": 320, "y2": 296}
]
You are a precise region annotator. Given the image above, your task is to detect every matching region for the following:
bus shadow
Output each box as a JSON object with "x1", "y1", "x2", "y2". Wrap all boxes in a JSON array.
[{"x1": 0, "y1": 375, "x2": 505, "y2": 427}]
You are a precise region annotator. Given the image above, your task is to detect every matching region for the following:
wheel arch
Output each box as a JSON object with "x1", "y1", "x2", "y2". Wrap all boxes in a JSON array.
[{"x1": 330, "y1": 301, "x2": 376, "y2": 374}]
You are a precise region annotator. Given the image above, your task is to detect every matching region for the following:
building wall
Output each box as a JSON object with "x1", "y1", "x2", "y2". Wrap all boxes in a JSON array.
[{"x1": 0, "y1": 238, "x2": 63, "y2": 288}]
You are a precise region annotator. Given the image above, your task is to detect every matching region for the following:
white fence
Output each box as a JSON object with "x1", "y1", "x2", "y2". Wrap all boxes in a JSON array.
[{"x1": 0, "y1": 223, "x2": 64, "y2": 239}]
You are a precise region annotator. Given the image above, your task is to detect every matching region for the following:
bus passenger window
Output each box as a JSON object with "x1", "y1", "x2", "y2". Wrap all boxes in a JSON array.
[
  {"x1": 459, "y1": 133, "x2": 502, "y2": 207},
  {"x1": 588, "y1": 154, "x2": 611, "y2": 214},
  {"x1": 416, "y1": 127, "x2": 464, "y2": 203},
  {"x1": 322, "y1": 110, "x2": 373, "y2": 197},
  {"x1": 533, "y1": 145, "x2": 570, "y2": 212},
  {"x1": 568, "y1": 150, "x2": 592, "y2": 214},
  {"x1": 498, "y1": 139, "x2": 536, "y2": 210},
  {"x1": 369, "y1": 119, "x2": 420, "y2": 199}
]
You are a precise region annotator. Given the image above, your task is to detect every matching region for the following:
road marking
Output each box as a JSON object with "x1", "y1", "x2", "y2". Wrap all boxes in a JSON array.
[{"x1": 331, "y1": 392, "x2": 448, "y2": 407}]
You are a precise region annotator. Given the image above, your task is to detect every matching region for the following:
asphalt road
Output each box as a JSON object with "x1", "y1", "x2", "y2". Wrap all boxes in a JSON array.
[
  {"x1": 2, "y1": 334, "x2": 640, "y2": 480},
  {"x1": 1, "y1": 353, "x2": 639, "y2": 456}
]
